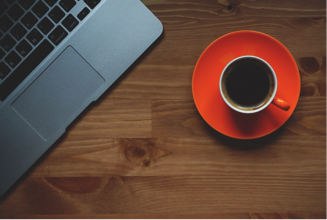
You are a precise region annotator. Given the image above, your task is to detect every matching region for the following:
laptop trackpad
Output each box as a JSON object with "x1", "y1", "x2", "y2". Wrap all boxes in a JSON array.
[{"x1": 12, "y1": 46, "x2": 105, "y2": 141}]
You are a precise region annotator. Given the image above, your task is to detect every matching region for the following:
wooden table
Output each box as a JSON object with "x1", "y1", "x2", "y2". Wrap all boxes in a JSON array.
[{"x1": 0, "y1": 0, "x2": 326, "y2": 218}]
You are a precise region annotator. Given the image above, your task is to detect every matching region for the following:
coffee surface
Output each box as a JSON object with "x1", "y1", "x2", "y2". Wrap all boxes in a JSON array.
[{"x1": 225, "y1": 60, "x2": 271, "y2": 108}]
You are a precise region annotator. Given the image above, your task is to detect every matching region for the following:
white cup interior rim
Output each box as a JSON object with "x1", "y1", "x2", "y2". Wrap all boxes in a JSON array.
[{"x1": 219, "y1": 55, "x2": 277, "y2": 114}]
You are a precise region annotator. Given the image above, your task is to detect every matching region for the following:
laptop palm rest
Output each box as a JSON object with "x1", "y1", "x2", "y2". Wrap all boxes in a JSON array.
[{"x1": 12, "y1": 46, "x2": 105, "y2": 141}]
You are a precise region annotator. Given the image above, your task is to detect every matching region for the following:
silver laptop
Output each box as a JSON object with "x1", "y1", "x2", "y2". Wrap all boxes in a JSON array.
[{"x1": 0, "y1": 0, "x2": 163, "y2": 196}]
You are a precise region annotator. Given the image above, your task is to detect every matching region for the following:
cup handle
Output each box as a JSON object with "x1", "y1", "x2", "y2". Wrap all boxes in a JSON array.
[{"x1": 272, "y1": 97, "x2": 290, "y2": 111}]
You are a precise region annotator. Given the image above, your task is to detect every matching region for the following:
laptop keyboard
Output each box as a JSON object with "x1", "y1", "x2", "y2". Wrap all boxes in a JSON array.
[{"x1": 0, "y1": 0, "x2": 100, "y2": 101}]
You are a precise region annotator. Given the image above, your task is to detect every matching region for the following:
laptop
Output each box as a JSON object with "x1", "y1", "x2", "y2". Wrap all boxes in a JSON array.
[{"x1": 0, "y1": 0, "x2": 163, "y2": 196}]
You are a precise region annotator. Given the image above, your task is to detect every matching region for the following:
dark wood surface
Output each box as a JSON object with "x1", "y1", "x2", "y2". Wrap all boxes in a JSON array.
[{"x1": 0, "y1": 0, "x2": 326, "y2": 218}]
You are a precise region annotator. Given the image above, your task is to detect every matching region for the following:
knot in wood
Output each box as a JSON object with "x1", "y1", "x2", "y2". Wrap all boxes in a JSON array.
[
  {"x1": 143, "y1": 160, "x2": 151, "y2": 167},
  {"x1": 133, "y1": 147, "x2": 146, "y2": 158},
  {"x1": 122, "y1": 139, "x2": 171, "y2": 167},
  {"x1": 299, "y1": 57, "x2": 319, "y2": 74}
]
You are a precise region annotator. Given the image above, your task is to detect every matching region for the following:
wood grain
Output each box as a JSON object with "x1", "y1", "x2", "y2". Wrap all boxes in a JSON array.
[
  {"x1": 0, "y1": 175, "x2": 325, "y2": 215},
  {"x1": 1, "y1": 213, "x2": 326, "y2": 219},
  {"x1": 299, "y1": 57, "x2": 326, "y2": 96},
  {"x1": 23, "y1": 135, "x2": 326, "y2": 177},
  {"x1": 65, "y1": 99, "x2": 152, "y2": 139},
  {"x1": 0, "y1": 0, "x2": 326, "y2": 218},
  {"x1": 152, "y1": 97, "x2": 326, "y2": 138}
]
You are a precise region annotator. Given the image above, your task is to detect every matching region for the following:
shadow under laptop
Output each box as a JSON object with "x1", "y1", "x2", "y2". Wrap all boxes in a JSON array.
[{"x1": 0, "y1": 31, "x2": 165, "y2": 200}]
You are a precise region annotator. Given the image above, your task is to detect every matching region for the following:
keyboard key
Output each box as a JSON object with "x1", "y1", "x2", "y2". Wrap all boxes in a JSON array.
[
  {"x1": 38, "y1": 17, "x2": 54, "y2": 35},
  {"x1": 0, "y1": 62, "x2": 10, "y2": 79},
  {"x1": 62, "y1": 14, "x2": 78, "y2": 32},
  {"x1": 49, "y1": 25, "x2": 67, "y2": 45},
  {"x1": 49, "y1": 6, "x2": 65, "y2": 23},
  {"x1": 0, "y1": 40, "x2": 54, "y2": 101},
  {"x1": 21, "y1": 12, "x2": 38, "y2": 29},
  {"x1": 0, "y1": 1, "x2": 9, "y2": 15},
  {"x1": 5, "y1": 50, "x2": 21, "y2": 68},
  {"x1": 0, "y1": 31, "x2": 3, "y2": 38},
  {"x1": 0, "y1": 47, "x2": 5, "y2": 59},
  {"x1": 27, "y1": 28, "x2": 43, "y2": 45},
  {"x1": 32, "y1": 1, "x2": 49, "y2": 18},
  {"x1": 0, "y1": 34, "x2": 15, "y2": 51},
  {"x1": 84, "y1": 0, "x2": 100, "y2": 9},
  {"x1": 10, "y1": 23, "x2": 27, "y2": 40},
  {"x1": 44, "y1": 0, "x2": 58, "y2": 7},
  {"x1": 18, "y1": 0, "x2": 36, "y2": 10},
  {"x1": 0, "y1": 15, "x2": 14, "y2": 32},
  {"x1": 77, "y1": 7, "x2": 89, "y2": 21},
  {"x1": 7, "y1": 3, "x2": 24, "y2": 21},
  {"x1": 16, "y1": 39, "x2": 32, "y2": 57},
  {"x1": 59, "y1": 0, "x2": 76, "y2": 12}
]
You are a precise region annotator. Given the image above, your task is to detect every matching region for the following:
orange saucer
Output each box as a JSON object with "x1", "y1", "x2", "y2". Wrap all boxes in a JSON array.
[{"x1": 192, "y1": 31, "x2": 300, "y2": 139}]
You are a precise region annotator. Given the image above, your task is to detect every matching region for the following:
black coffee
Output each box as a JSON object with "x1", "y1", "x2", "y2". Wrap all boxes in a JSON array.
[{"x1": 224, "y1": 58, "x2": 272, "y2": 108}]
